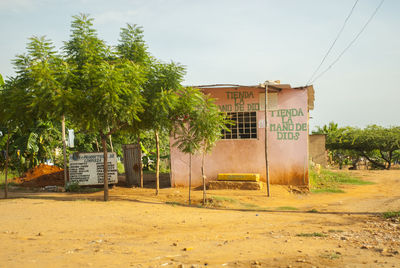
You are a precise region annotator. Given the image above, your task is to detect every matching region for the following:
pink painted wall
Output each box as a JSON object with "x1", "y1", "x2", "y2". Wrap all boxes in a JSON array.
[{"x1": 170, "y1": 86, "x2": 309, "y2": 187}]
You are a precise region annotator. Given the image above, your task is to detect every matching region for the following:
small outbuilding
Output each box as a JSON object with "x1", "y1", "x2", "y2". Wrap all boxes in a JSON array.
[
  {"x1": 309, "y1": 134, "x2": 327, "y2": 167},
  {"x1": 169, "y1": 82, "x2": 315, "y2": 187}
]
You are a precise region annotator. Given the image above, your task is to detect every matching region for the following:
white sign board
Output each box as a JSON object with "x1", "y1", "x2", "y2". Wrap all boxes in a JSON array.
[{"x1": 69, "y1": 152, "x2": 118, "y2": 185}]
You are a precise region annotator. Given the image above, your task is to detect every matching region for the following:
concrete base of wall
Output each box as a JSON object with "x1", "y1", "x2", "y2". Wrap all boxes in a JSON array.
[{"x1": 208, "y1": 181, "x2": 265, "y2": 190}]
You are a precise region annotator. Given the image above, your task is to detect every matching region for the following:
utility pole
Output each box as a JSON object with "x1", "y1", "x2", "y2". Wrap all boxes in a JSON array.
[{"x1": 264, "y1": 82, "x2": 271, "y2": 197}]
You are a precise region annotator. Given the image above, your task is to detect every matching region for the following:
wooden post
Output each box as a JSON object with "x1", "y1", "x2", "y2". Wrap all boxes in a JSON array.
[
  {"x1": 102, "y1": 136, "x2": 109, "y2": 201},
  {"x1": 264, "y1": 85, "x2": 270, "y2": 197},
  {"x1": 137, "y1": 137, "x2": 143, "y2": 188},
  {"x1": 4, "y1": 133, "x2": 10, "y2": 199},
  {"x1": 202, "y1": 152, "x2": 206, "y2": 205},
  {"x1": 61, "y1": 115, "x2": 68, "y2": 187},
  {"x1": 188, "y1": 154, "x2": 191, "y2": 206},
  {"x1": 155, "y1": 130, "x2": 160, "y2": 196},
  {"x1": 123, "y1": 145, "x2": 133, "y2": 187}
]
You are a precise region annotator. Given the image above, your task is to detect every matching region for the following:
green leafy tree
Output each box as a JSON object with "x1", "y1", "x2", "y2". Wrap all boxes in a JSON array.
[
  {"x1": 0, "y1": 63, "x2": 38, "y2": 197},
  {"x1": 193, "y1": 93, "x2": 229, "y2": 204},
  {"x1": 324, "y1": 126, "x2": 361, "y2": 169},
  {"x1": 357, "y1": 125, "x2": 400, "y2": 169},
  {"x1": 140, "y1": 61, "x2": 185, "y2": 195},
  {"x1": 173, "y1": 87, "x2": 203, "y2": 205},
  {"x1": 117, "y1": 24, "x2": 150, "y2": 66},
  {"x1": 64, "y1": 14, "x2": 146, "y2": 201},
  {"x1": 174, "y1": 87, "x2": 229, "y2": 204},
  {"x1": 116, "y1": 25, "x2": 186, "y2": 193},
  {"x1": 14, "y1": 36, "x2": 72, "y2": 184},
  {"x1": 324, "y1": 124, "x2": 400, "y2": 170},
  {"x1": 313, "y1": 121, "x2": 338, "y2": 135}
]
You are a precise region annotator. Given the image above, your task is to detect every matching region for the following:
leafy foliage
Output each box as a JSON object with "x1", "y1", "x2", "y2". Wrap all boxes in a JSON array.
[
  {"x1": 314, "y1": 123, "x2": 400, "y2": 169},
  {"x1": 173, "y1": 87, "x2": 230, "y2": 203}
]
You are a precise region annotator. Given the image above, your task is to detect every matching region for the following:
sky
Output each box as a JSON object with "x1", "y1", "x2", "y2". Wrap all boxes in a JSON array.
[{"x1": 0, "y1": 0, "x2": 399, "y2": 131}]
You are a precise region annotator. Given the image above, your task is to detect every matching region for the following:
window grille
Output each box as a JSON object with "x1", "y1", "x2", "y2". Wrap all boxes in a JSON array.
[{"x1": 222, "y1": 112, "x2": 257, "y2": 139}]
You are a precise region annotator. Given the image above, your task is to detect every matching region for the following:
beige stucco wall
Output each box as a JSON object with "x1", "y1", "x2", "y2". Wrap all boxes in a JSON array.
[
  {"x1": 309, "y1": 134, "x2": 327, "y2": 167},
  {"x1": 170, "y1": 86, "x2": 309, "y2": 187}
]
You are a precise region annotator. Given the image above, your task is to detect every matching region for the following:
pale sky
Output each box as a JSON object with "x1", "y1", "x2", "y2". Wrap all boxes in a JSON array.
[{"x1": 1, "y1": 0, "x2": 399, "y2": 131}]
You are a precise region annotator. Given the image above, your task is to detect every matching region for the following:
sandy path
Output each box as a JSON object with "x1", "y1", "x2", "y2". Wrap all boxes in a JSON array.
[{"x1": 0, "y1": 169, "x2": 399, "y2": 267}]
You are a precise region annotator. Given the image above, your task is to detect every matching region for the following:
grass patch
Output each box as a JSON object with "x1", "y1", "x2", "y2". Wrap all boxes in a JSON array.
[
  {"x1": 240, "y1": 202, "x2": 261, "y2": 209},
  {"x1": 311, "y1": 188, "x2": 345, "y2": 194},
  {"x1": 276, "y1": 206, "x2": 298, "y2": 211},
  {"x1": 296, "y1": 232, "x2": 327, "y2": 237},
  {"x1": 210, "y1": 195, "x2": 238, "y2": 204},
  {"x1": 382, "y1": 211, "x2": 400, "y2": 219},
  {"x1": 310, "y1": 168, "x2": 372, "y2": 194},
  {"x1": 208, "y1": 196, "x2": 264, "y2": 209}
]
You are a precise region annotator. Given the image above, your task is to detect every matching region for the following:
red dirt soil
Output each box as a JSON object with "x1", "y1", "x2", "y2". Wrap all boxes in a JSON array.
[{"x1": 12, "y1": 164, "x2": 66, "y2": 187}]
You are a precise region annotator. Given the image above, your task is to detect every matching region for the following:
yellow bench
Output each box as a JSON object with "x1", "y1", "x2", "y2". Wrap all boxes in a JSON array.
[{"x1": 217, "y1": 173, "x2": 260, "y2": 182}]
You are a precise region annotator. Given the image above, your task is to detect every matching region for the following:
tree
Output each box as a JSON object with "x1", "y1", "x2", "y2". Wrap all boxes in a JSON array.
[
  {"x1": 0, "y1": 63, "x2": 38, "y2": 198},
  {"x1": 324, "y1": 126, "x2": 362, "y2": 169},
  {"x1": 357, "y1": 125, "x2": 400, "y2": 169},
  {"x1": 117, "y1": 24, "x2": 150, "y2": 66},
  {"x1": 140, "y1": 61, "x2": 185, "y2": 195},
  {"x1": 174, "y1": 87, "x2": 229, "y2": 205},
  {"x1": 312, "y1": 121, "x2": 338, "y2": 135},
  {"x1": 64, "y1": 14, "x2": 146, "y2": 201},
  {"x1": 15, "y1": 36, "x2": 72, "y2": 185},
  {"x1": 116, "y1": 24, "x2": 186, "y2": 193},
  {"x1": 323, "y1": 124, "x2": 400, "y2": 170},
  {"x1": 192, "y1": 93, "x2": 229, "y2": 204},
  {"x1": 0, "y1": 75, "x2": 10, "y2": 198},
  {"x1": 173, "y1": 87, "x2": 203, "y2": 205}
]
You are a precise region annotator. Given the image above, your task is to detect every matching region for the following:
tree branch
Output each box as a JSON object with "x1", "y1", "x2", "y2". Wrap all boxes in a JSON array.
[{"x1": 361, "y1": 151, "x2": 386, "y2": 169}]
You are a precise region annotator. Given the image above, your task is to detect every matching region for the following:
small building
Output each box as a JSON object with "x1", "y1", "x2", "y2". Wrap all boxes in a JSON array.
[
  {"x1": 309, "y1": 134, "x2": 327, "y2": 167},
  {"x1": 169, "y1": 82, "x2": 315, "y2": 187}
]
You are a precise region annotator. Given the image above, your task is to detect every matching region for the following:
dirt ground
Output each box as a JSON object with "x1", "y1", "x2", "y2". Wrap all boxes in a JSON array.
[{"x1": 0, "y1": 169, "x2": 399, "y2": 268}]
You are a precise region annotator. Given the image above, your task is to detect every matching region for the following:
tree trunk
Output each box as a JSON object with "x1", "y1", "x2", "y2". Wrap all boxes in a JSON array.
[
  {"x1": 155, "y1": 130, "x2": 160, "y2": 196},
  {"x1": 362, "y1": 152, "x2": 386, "y2": 169},
  {"x1": 95, "y1": 138, "x2": 100, "y2": 152},
  {"x1": 202, "y1": 151, "x2": 206, "y2": 205},
  {"x1": 189, "y1": 154, "x2": 192, "y2": 206},
  {"x1": 61, "y1": 115, "x2": 68, "y2": 186},
  {"x1": 101, "y1": 135, "x2": 109, "y2": 201},
  {"x1": 137, "y1": 136, "x2": 143, "y2": 188},
  {"x1": 4, "y1": 133, "x2": 10, "y2": 199},
  {"x1": 379, "y1": 150, "x2": 390, "y2": 169},
  {"x1": 109, "y1": 134, "x2": 114, "y2": 152},
  {"x1": 387, "y1": 151, "x2": 393, "y2": 170}
]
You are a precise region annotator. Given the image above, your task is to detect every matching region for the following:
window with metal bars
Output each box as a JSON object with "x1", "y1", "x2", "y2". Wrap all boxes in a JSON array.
[{"x1": 222, "y1": 112, "x2": 257, "y2": 139}]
